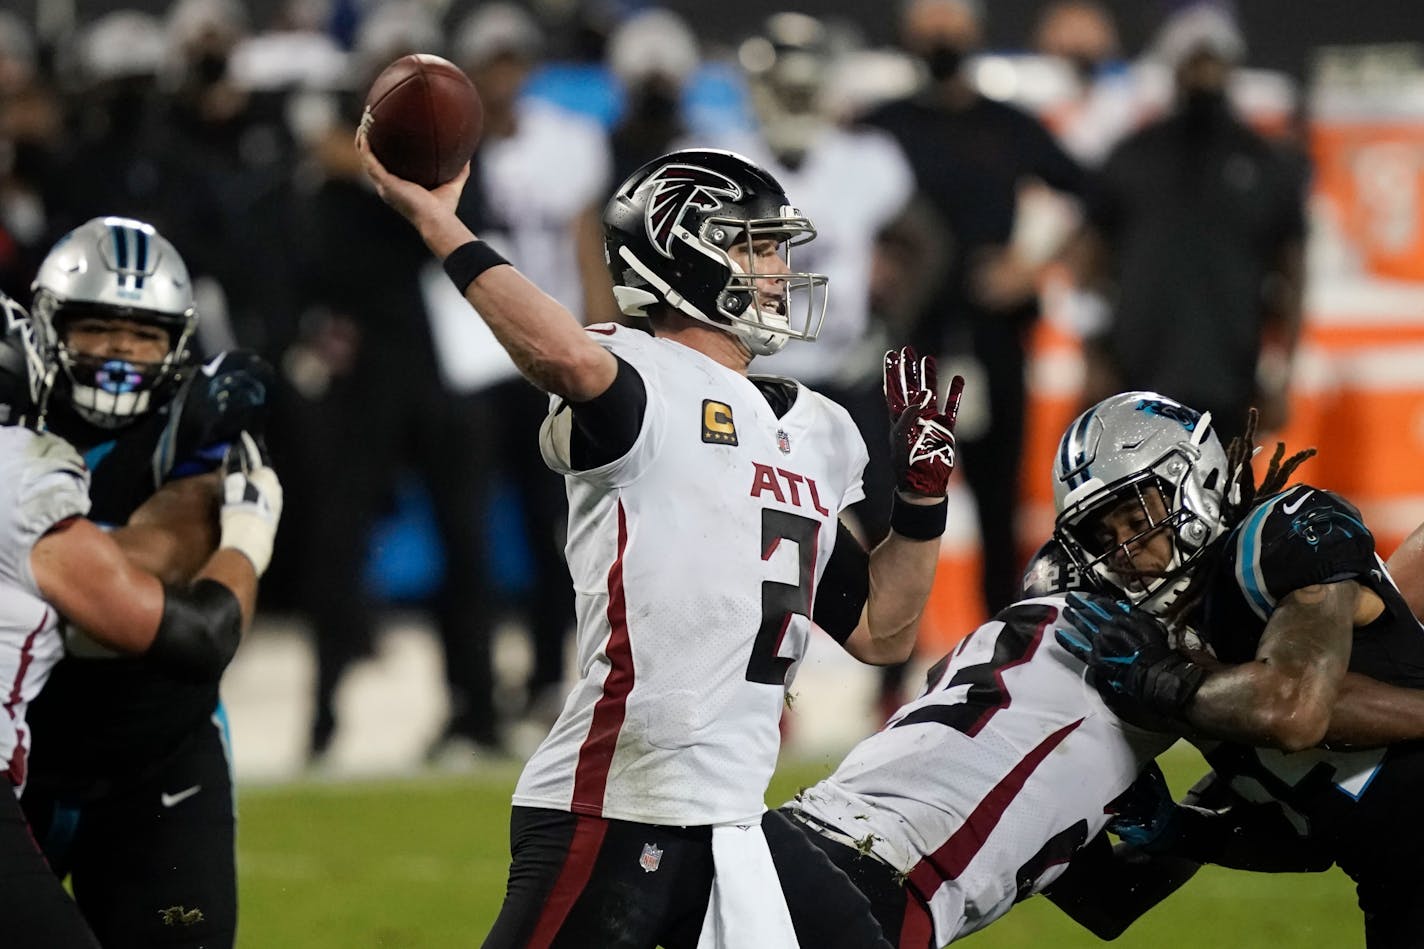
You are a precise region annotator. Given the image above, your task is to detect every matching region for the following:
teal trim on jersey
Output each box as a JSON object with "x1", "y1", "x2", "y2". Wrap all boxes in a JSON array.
[
  {"x1": 1235, "y1": 497, "x2": 1279, "y2": 621},
  {"x1": 1339, "y1": 759, "x2": 1384, "y2": 801},
  {"x1": 83, "y1": 439, "x2": 116, "y2": 471},
  {"x1": 1330, "y1": 509, "x2": 1368, "y2": 538},
  {"x1": 212, "y1": 703, "x2": 237, "y2": 814}
]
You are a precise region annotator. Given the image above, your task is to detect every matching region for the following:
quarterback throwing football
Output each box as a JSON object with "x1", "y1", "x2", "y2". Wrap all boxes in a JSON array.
[{"x1": 361, "y1": 131, "x2": 965, "y2": 948}]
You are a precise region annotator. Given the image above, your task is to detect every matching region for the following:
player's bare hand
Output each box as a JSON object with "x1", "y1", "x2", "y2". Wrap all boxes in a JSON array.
[
  {"x1": 884, "y1": 345, "x2": 964, "y2": 499},
  {"x1": 355, "y1": 127, "x2": 470, "y2": 232}
]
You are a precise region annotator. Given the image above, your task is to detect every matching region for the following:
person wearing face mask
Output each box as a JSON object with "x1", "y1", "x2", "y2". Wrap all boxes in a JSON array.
[
  {"x1": 606, "y1": 8, "x2": 699, "y2": 190},
  {"x1": 1070, "y1": 4, "x2": 1307, "y2": 446},
  {"x1": 861, "y1": 0, "x2": 1086, "y2": 673},
  {"x1": 1031, "y1": 0, "x2": 1138, "y2": 168}
]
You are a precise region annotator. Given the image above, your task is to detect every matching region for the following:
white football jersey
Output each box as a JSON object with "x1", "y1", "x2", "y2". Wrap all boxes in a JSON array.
[
  {"x1": 791, "y1": 596, "x2": 1174, "y2": 944},
  {"x1": 514, "y1": 324, "x2": 869, "y2": 825},
  {"x1": 682, "y1": 127, "x2": 914, "y2": 385},
  {"x1": 0, "y1": 426, "x2": 91, "y2": 793}
]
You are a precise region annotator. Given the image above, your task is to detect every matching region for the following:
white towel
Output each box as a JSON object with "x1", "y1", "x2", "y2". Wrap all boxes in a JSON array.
[{"x1": 696, "y1": 821, "x2": 800, "y2": 949}]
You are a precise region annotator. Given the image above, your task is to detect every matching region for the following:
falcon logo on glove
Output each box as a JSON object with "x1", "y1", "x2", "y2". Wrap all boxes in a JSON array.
[{"x1": 884, "y1": 346, "x2": 965, "y2": 498}]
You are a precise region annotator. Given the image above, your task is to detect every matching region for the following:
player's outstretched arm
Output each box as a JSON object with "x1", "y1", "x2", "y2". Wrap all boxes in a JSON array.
[
  {"x1": 841, "y1": 348, "x2": 964, "y2": 665},
  {"x1": 356, "y1": 131, "x2": 617, "y2": 402},
  {"x1": 31, "y1": 433, "x2": 281, "y2": 680}
]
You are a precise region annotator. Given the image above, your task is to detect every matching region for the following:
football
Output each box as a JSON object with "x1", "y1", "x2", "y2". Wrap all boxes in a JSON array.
[{"x1": 362, "y1": 54, "x2": 483, "y2": 189}]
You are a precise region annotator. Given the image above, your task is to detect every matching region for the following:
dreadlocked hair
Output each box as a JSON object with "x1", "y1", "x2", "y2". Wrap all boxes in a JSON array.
[{"x1": 1164, "y1": 408, "x2": 1317, "y2": 628}]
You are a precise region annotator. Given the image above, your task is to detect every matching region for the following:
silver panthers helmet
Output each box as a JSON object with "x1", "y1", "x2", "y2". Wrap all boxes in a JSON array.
[
  {"x1": 1052, "y1": 391, "x2": 1229, "y2": 615},
  {"x1": 31, "y1": 216, "x2": 197, "y2": 428}
]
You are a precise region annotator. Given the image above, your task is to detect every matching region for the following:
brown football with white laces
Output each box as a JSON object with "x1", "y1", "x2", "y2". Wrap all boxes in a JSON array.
[{"x1": 362, "y1": 53, "x2": 483, "y2": 188}]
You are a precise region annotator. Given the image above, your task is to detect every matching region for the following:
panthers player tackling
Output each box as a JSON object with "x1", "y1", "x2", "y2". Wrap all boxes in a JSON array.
[
  {"x1": 361, "y1": 132, "x2": 965, "y2": 947},
  {"x1": 1052, "y1": 393, "x2": 1424, "y2": 946},
  {"x1": 0, "y1": 288, "x2": 281, "y2": 947},
  {"x1": 753, "y1": 395, "x2": 1424, "y2": 947},
  {"x1": 0, "y1": 217, "x2": 276, "y2": 949}
]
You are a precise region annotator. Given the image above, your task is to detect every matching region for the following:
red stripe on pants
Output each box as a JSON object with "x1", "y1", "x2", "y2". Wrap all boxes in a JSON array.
[
  {"x1": 527, "y1": 816, "x2": 609, "y2": 948},
  {"x1": 898, "y1": 894, "x2": 934, "y2": 949}
]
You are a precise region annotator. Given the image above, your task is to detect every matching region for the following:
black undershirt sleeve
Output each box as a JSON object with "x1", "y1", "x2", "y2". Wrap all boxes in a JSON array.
[
  {"x1": 813, "y1": 522, "x2": 870, "y2": 644},
  {"x1": 568, "y1": 355, "x2": 648, "y2": 470},
  {"x1": 146, "y1": 579, "x2": 244, "y2": 682}
]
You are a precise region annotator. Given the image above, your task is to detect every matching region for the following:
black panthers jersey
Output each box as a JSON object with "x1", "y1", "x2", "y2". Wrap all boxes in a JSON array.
[
  {"x1": 4, "y1": 351, "x2": 271, "y2": 798},
  {"x1": 1196, "y1": 483, "x2": 1424, "y2": 884}
]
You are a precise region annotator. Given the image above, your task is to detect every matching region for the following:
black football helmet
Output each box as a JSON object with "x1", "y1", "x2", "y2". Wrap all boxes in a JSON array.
[{"x1": 603, "y1": 148, "x2": 828, "y2": 356}]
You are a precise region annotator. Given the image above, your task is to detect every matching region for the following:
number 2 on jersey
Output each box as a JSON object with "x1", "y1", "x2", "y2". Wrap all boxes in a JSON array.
[{"x1": 745, "y1": 510, "x2": 820, "y2": 685}]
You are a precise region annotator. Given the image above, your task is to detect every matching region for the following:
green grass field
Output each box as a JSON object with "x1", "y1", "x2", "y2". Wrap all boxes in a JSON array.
[{"x1": 234, "y1": 743, "x2": 1363, "y2": 948}]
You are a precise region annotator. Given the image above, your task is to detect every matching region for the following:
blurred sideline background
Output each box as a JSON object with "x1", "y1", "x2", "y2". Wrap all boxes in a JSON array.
[{"x1": 2, "y1": 0, "x2": 1421, "y2": 944}]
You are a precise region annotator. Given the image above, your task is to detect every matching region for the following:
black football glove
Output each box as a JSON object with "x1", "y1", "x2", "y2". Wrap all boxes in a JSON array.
[
  {"x1": 1056, "y1": 591, "x2": 1205, "y2": 720},
  {"x1": 1105, "y1": 762, "x2": 1185, "y2": 854},
  {"x1": 884, "y1": 345, "x2": 965, "y2": 498}
]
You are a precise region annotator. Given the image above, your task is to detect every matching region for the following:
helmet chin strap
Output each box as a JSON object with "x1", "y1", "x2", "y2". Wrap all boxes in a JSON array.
[
  {"x1": 736, "y1": 314, "x2": 789, "y2": 356},
  {"x1": 722, "y1": 256, "x2": 790, "y2": 356},
  {"x1": 617, "y1": 246, "x2": 791, "y2": 355}
]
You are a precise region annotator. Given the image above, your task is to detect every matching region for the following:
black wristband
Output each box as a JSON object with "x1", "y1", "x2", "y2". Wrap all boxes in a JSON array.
[
  {"x1": 443, "y1": 240, "x2": 509, "y2": 294},
  {"x1": 889, "y1": 494, "x2": 948, "y2": 541}
]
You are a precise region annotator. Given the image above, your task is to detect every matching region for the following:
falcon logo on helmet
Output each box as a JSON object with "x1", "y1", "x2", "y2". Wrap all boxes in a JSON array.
[{"x1": 644, "y1": 165, "x2": 743, "y2": 258}]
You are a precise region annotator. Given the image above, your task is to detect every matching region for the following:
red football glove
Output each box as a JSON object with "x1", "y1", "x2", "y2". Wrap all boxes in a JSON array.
[{"x1": 884, "y1": 346, "x2": 965, "y2": 498}]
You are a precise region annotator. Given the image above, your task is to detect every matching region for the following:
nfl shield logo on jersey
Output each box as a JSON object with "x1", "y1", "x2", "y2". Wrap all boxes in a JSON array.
[
  {"x1": 639, "y1": 842, "x2": 663, "y2": 872},
  {"x1": 776, "y1": 429, "x2": 791, "y2": 455}
]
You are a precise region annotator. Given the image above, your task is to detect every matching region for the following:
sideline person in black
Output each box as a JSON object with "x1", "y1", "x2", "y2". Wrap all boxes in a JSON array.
[
  {"x1": 862, "y1": 0, "x2": 1085, "y2": 705},
  {"x1": 1072, "y1": 8, "x2": 1307, "y2": 445}
]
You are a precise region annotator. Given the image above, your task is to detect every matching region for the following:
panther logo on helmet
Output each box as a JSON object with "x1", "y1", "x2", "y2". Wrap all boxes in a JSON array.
[{"x1": 644, "y1": 165, "x2": 743, "y2": 259}]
